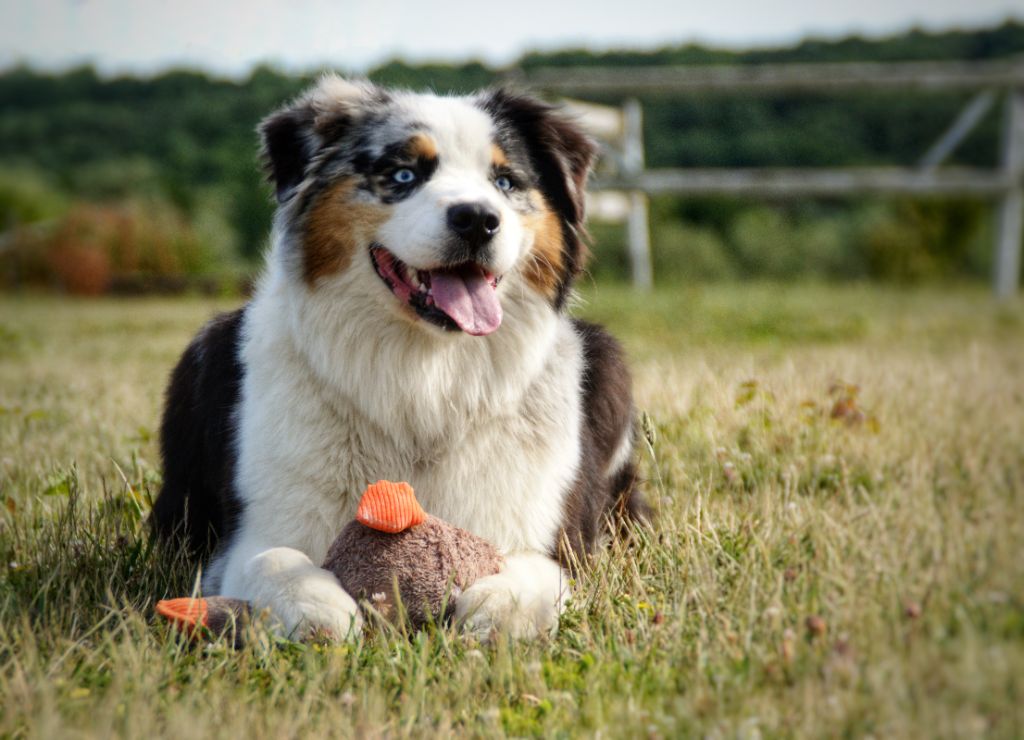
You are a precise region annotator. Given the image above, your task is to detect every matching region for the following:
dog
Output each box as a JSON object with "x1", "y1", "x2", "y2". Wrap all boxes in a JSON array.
[{"x1": 151, "y1": 75, "x2": 647, "y2": 640}]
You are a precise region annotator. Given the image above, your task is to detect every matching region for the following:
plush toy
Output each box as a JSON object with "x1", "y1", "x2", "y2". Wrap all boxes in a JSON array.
[{"x1": 156, "y1": 481, "x2": 504, "y2": 644}]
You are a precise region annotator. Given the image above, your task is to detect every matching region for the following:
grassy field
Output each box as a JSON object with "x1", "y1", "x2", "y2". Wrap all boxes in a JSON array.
[{"x1": 1, "y1": 283, "x2": 1023, "y2": 738}]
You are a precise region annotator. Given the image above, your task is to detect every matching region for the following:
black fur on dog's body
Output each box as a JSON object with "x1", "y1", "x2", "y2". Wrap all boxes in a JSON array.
[
  {"x1": 557, "y1": 319, "x2": 647, "y2": 563},
  {"x1": 152, "y1": 309, "x2": 246, "y2": 557}
]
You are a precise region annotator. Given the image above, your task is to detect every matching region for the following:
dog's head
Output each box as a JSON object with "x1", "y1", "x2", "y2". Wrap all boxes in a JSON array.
[{"x1": 260, "y1": 75, "x2": 597, "y2": 337}]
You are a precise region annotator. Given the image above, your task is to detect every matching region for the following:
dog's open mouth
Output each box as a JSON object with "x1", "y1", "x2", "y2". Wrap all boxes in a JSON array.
[{"x1": 370, "y1": 244, "x2": 502, "y2": 336}]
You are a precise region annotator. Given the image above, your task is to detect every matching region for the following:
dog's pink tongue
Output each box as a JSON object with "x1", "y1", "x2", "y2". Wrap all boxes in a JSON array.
[{"x1": 430, "y1": 269, "x2": 502, "y2": 336}]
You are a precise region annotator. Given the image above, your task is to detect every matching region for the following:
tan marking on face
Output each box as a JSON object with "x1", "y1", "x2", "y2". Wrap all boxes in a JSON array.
[
  {"x1": 407, "y1": 133, "x2": 438, "y2": 161},
  {"x1": 491, "y1": 144, "x2": 509, "y2": 168},
  {"x1": 303, "y1": 179, "x2": 389, "y2": 285},
  {"x1": 521, "y1": 191, "x2": 566, "y2": 300}
]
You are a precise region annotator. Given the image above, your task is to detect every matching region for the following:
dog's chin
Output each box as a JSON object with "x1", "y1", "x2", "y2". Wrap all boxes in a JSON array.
[{"x1": 369, "y1": 244, "x2": 503, "y2": 337}]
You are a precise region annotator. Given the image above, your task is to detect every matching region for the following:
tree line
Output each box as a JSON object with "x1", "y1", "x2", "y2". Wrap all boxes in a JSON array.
[{"x1": 2, "y1": 20, "x2": 1022, "y2": 291}]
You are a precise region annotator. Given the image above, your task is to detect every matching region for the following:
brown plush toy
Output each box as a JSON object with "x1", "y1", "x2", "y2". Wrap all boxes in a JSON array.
[{"x1": 156, "y1": 481, "x2": 504, "y2": 644}]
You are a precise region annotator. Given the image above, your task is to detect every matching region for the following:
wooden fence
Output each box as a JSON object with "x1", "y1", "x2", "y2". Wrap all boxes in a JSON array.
[{"x1": 511, "y1": 59, "x2": 1024, "y2": 298}]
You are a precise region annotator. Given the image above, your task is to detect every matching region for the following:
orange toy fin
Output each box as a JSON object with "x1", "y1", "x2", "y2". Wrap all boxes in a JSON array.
[{"x1": 356, "y1": 480, "x2": 426, "y2": 533}]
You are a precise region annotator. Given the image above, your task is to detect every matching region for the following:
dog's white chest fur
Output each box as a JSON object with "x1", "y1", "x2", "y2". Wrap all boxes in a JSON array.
[{"x1": 205, "y1": 261, "x2": 583, "y2": 590}]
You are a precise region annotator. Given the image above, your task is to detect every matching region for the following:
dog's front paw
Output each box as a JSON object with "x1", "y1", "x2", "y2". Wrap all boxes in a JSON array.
[
  {"x1": 243, "y1": 547, "x2": 363, "y2": 641},
  {"x1": 454, "y1": 554, "x2": 567, "y2": 641},
  {"x1": 271, "y1": 581, "x2": 363, "y2": 641}
]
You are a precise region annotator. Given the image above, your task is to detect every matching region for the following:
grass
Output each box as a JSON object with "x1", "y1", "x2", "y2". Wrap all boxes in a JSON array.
[{"x1": 2, "y1": 282, "x2": 1023, "y2": 738}]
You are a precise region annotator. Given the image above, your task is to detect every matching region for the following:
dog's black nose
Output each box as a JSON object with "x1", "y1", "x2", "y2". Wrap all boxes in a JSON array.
[{"x1": 447, "y1": 202, "x2": 500, "y2": 249}]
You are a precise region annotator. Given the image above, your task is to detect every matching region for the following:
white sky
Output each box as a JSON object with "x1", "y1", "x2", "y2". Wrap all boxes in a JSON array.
[{"x1": 2, "y1": 0, "x2": 1021, "y2": 78}]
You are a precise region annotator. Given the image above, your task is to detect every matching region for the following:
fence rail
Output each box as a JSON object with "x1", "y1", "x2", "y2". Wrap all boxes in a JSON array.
[
  {"x1": 514, "y1": 58, "x2": 1024, "y2": 95},
  {"x1": 515, "y1": 59, "x2": 1024, "y2": 297},
  {"x1": 593, "y1": 167, "x2": 1015, "y2": 198}
]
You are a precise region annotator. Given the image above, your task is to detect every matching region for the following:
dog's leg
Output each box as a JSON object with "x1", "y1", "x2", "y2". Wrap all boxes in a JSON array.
[
  {"x1": 214, "y1": 543, "x2": 362, "y2": 640},
  {"x1": 454, "y1": 552, "x2": 569, "y2": 640}
]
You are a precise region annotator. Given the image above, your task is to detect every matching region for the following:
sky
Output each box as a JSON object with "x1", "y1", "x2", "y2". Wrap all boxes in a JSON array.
[{"x1": 2, "y1": 0, "x2": 1021, "y2": 78}]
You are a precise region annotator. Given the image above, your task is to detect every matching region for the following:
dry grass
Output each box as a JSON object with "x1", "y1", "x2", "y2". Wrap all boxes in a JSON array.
[{"x1": 1, "y1": 284, "x2": 1023, "y2": 738}]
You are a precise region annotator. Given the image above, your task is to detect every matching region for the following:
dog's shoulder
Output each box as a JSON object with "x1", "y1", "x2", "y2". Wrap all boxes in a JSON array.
[
  {"x1": 572, "y1": 318, "x2": 633, "y2": 459},
  {"x1": 152, "y1": 307, "x2": 247, "y2": 556},
  {"x1": 172, "y1": 308, "x2": 247, "y2": 396},
  {"x1": 555, "y1": 318, "x2": 647, "y2": 563}
]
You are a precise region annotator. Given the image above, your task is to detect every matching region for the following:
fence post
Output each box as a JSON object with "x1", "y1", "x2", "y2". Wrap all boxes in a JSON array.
[
  {"x1": 622, "y1": 98, "x2": 653, "y2": 290},
  {"x1": 995, "y1": 89, "x2": 1024, "y2": 299}
]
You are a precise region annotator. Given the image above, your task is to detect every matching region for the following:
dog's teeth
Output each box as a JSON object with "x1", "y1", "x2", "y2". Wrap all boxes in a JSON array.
[{"x1": 409, "y1": 270, "x2": 430, "y2": 293}]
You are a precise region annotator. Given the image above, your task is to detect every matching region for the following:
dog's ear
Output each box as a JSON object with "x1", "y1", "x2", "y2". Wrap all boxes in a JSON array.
[
  {"x1": 259, "y1": 75, "x2": 380, "y2": 202},
  {"x1": 480, "y1": 89, "x2": 598, "y2": 226},
  {"x1": 259, "y1": 103, "x2": 317, "y2": 202}
]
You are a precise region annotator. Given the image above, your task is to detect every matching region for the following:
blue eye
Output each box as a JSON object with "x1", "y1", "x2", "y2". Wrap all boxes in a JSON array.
[
  {"x1": 495, "y1": 175, "x2": 513, "y2": 192},
  {"x1": 392, "y1": 168, "x2": 416, "y2": 184}
]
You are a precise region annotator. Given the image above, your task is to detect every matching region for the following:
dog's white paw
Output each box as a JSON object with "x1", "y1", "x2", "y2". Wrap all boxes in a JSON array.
[
  {"x1": 243, "y1": 547, "x2": 363, "y2": 641},
  {"x1": 455, "y1": 553, "x2": 567, "y2": 641}
]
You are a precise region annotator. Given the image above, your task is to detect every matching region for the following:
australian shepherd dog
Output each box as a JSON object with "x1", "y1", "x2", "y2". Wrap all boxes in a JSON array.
[{"x1": 152, "y1": 75, "x2": 647, "y2": 640}]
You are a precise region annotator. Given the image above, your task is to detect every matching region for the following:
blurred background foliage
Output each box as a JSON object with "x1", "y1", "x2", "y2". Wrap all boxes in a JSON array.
[{"x1": 1, "y1": 21, "x2": 1022, "y2": 294}]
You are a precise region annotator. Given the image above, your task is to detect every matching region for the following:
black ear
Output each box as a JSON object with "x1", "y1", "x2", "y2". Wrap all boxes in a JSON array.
[
  {"x1": 481, "y1": 89, "x2": 598, "y2": 225},
  {"x1": 259, "y1": 103, "x2": 318, "y2": 202},
  {"x1": 259, "y1": 75, "x2": 379, "y2": 202}
]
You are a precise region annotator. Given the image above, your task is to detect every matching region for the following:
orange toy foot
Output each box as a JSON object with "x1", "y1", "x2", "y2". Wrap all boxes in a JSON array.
[
  {"x1": 356, "y1": 480, "x2": 427, "y2": 533},
  {"x1": 156, "y1": 596, "x2": 251, "y2": 646},
  {"x1": 156, "y1": 597, "x2": 209, "y2": 634}
]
